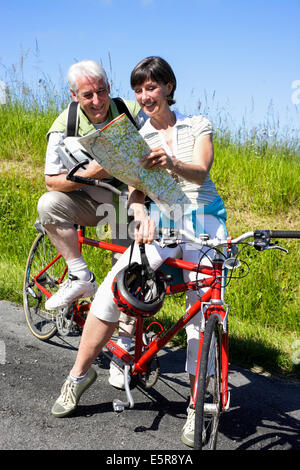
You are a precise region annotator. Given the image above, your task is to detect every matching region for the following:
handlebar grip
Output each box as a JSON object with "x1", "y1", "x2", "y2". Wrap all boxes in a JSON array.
[
  {"x1": 254, "y1": 230, "x2": 300, "y2": 239},
  {"x1": 68, "y1": 175, "x2": 98, "y2": 185},
  {"x1": 269, "y1": 230, "x2": 300, "y2": 239}
]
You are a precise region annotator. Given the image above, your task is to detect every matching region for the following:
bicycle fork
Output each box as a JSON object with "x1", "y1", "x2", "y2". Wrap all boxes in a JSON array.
[{"x1": 192, "y1": 260, "x2": 230, "y2": 413}]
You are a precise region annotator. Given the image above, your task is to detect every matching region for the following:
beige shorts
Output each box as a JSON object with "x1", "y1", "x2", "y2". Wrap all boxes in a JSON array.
[
  {"x1": 38, "y1": 189, "x2": 108, "y2": 228},
  {"x1": 37, "y1": 189, "x2": 133, "y2": 320}
]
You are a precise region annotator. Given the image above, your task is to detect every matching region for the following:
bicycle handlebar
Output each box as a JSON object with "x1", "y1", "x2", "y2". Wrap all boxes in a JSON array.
[
  {"x1": 159, "y1": 228, "x2": 300, "y2": 251},
  {"x1": 66, "y1": 160, "x2": 122, "y2": 196}
]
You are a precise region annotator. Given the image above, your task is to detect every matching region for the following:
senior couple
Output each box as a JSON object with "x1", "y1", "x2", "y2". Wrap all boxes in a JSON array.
[{"x1": 39, "y1": 56, "x2": 227, "y2": 448}]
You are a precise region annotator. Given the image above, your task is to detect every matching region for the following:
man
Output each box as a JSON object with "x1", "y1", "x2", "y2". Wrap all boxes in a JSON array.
[{"x1": 38, "y1": 60, "x2": 145, "y2": 387}]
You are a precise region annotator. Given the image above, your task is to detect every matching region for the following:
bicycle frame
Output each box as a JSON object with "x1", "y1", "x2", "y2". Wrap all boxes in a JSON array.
[{"x1": 33, "y1": 226, "x2": 230, "y2": 412}]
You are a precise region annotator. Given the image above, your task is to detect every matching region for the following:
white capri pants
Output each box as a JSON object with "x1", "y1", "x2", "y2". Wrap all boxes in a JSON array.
[{"x1": 90, "y1": 214, "x2": 227, "y2": 375}]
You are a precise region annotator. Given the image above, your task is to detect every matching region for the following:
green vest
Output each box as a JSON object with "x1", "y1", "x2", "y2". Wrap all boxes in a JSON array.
[{"x1": 47, "y1": 98, "x2": 141, "y2": 138}]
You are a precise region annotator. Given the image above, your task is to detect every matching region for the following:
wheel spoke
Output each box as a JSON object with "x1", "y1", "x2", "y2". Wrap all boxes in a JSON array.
[{"x1": 23, "y1": 233, "x2": 67, "y2": 340}]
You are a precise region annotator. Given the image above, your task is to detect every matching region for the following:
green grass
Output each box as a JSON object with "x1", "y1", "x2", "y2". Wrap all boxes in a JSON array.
[
  {"x1": 0, "y1": 91, "x2": 299, "y2": 379},
  {"x1": 0, "y1": 103, "x2": 55, "y2": 163},
  {"x1": 212, "y1": 135, "x2": 300, "y2": 214}
]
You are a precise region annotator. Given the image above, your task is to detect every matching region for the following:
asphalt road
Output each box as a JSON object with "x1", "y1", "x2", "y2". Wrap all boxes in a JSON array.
[{"x1": 0, "y1": 300, "x2": 299, "y2": 454}]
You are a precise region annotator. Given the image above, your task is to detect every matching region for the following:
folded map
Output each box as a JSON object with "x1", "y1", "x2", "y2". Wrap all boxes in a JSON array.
[{"x1": 67, "y1": 113, "x2": 191, "y2": 218}]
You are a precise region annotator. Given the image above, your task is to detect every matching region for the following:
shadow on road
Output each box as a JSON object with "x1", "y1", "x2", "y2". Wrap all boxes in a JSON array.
[
  {"x1": 42, "y1": 330, "x2": 300, "y2": 450},
  {"x1": 219, "y1": 366, "x2": 300, "y2": 450}
]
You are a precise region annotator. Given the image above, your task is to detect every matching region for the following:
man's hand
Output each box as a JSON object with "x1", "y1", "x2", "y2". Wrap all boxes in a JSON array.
[{"x1": 83, "y1": 160, "x2": 110, "y2": 179}]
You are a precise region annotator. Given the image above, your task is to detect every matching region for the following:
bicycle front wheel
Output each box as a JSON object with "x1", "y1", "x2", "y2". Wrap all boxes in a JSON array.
[
  {"x1": 194, "y1": 313, "x2": 222, "y2": 450},
  {"x1": 23, "y1": 232, "x2": 68, "y2": 341}
]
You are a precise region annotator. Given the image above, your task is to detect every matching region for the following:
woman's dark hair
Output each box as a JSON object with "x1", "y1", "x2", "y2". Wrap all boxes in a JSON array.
[{"x1": 130, "y1": 56, "x2": 177, "y2": 106}]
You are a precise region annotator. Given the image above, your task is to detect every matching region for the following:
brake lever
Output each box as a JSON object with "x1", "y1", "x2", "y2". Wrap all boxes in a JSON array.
[
  {"x1": 251, "y1": 240, "x2": 289, "y2": 254},
  {"x1": 264, "y1": 245, "x2": 289, "y2": 254}
]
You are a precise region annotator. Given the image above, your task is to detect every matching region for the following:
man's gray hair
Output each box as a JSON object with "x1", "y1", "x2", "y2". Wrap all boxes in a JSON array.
[{"x1": 67, "y1": 60, "x2": 109, "y2": 93}]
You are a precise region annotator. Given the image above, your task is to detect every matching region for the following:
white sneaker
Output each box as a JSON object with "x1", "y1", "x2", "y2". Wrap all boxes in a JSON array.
[
  {"x1": 181, "y1": 407, "x2": 196, "y2": 447},
  {"x1": 109, "y1": 361, "x2": 131, "y2": 390},
  {"x1": 181, "y1": 406, "x2": 206, "y2": 448},
  {"x1": 45, "y1": 273, "x2": 97, "y2": 310},
  {"x1": 51, "y1": 368, "x2": 97, "y2": 418}
]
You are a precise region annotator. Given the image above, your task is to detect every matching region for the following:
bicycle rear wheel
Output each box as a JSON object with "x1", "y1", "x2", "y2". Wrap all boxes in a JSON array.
[
  {"x1": 194, "y1": 313, "x2": 222, "y2": 450},
  {"x1": 23, "y1": 232, "x2": 68, "y2": 341}
]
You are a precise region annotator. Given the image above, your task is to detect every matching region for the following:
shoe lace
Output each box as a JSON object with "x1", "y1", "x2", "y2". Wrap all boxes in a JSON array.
[
  {"x1": 60, "y1": 379, "x2": 77, "y2": 406},
  {"x1": 55, "y1": 277, "x2": 76, "y2": 297},
  {"x1": 183, "y1": 408, "x2": 195, "y2": 433}
]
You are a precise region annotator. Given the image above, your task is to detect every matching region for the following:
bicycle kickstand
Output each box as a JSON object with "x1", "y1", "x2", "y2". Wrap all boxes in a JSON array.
[{"x1": 112, "y1": 365, "x2": 135, "y2": 412}]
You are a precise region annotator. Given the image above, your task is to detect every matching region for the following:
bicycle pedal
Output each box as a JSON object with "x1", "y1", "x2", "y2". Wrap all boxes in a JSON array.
[{"x1": 113, "y1": 399, "x2": 125, "y2": 413}]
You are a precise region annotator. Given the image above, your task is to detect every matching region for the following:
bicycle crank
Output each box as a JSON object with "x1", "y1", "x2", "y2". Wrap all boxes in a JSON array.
[
  {"x1": 56, "y1": 305, "x2": 75, "y2": 336},
  {"x1": 137, "y1": 331, "x2": 161, "y2": 389}
]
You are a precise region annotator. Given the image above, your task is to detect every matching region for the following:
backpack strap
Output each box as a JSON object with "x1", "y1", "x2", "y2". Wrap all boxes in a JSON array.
[
  {"x1": 66, "y1": 98, "x2": 137, "y2": 137},
  {"x1": 112, "y1": 97, "x2": 138, "y2": 129},
  {"x1": 66, "y1": 101, "x2": 79, "y2": 137}
]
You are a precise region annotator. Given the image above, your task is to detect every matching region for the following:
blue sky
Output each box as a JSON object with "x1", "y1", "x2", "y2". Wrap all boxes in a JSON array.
[{"x1": 0, "y1": 0, "x2": 299, "y2": 138}]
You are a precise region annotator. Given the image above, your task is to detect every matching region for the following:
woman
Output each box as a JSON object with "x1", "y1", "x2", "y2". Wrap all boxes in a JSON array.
[{"x1": 51, "y1": 57, "x2": 227, "y2": 448}]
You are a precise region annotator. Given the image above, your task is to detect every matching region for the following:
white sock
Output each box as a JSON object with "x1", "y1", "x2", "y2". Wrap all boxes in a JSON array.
[
  {"x1": 69, "y1": 371, "x2": 88, "y2": 383},
  {"x1": 112, "y1": 336, "x2": 132, "y2": 367},
  {"x1": 67, "y1": 256, "x2": 90, "y2": 281},
  {"x1": 117, "y1": 335, "x2": 132, "y2": 351}
]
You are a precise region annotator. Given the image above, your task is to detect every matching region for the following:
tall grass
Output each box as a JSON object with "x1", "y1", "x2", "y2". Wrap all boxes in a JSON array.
[
  {"x1": 0, "y1": 58, "x2": 299, "y2": 378},
  {"x1": 212, "y1": 135, "x2": 300, "y2": 215}
]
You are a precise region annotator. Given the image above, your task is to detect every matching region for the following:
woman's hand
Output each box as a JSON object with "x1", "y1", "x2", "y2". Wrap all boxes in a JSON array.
[
  {"x1": 141, "y1": 134, "x2": 214, "y2": 186},
  {"x1": 141, "y1": 147, "x2": 176, "y2": 171},
  {"x1": 128, "y1": 186, "x2": 157, "y2": 245},
  {"x1": 134, "y1": 217, "x2": 157, "y2": 245}
]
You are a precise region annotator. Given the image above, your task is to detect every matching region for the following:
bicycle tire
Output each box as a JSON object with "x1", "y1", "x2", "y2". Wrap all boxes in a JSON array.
[
  {"x1": 23, "y1": 232, "x2": 68, "y2": 341},
  {"x1": 194, "y1": 313, "x2": 222, "y2": 450}
]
